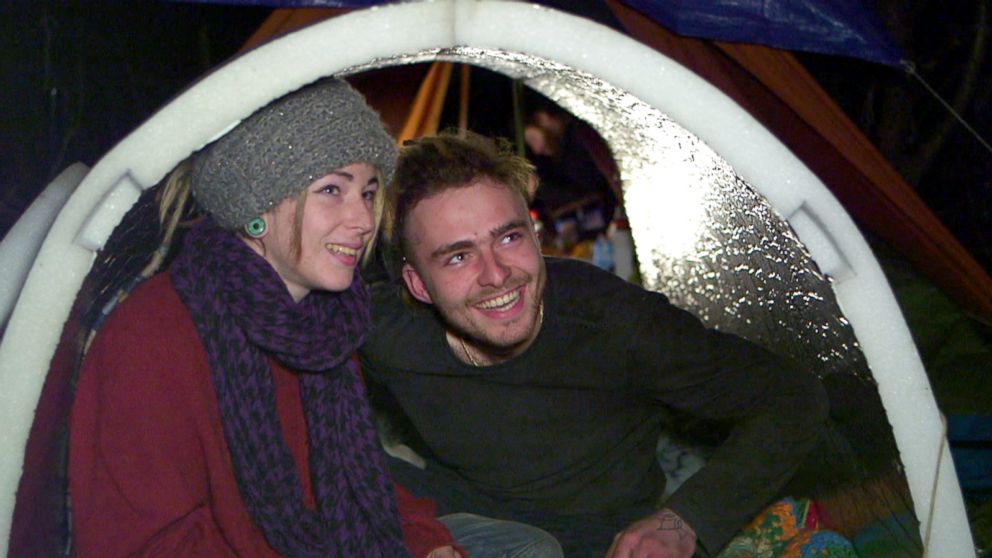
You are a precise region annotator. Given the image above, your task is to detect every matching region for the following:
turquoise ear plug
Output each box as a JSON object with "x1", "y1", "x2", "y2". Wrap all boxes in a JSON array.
[{"x1": 245, "y1": 217, "x2": 266, "y2": 238}]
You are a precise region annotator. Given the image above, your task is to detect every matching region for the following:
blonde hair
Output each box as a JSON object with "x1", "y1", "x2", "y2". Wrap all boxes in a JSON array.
[{"x1": 149, "y1": 160, "x2": 196, "y2": 274}]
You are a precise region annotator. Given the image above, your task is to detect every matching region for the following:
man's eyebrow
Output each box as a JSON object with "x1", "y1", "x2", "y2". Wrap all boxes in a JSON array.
[
  {"x1": 430, "y1": 239, "x2": 476, "y2": 260},
  {"x1": 428, "y1": 219, "x2": 529, "y2": 261},
  {"x1": 491, "y1": 219, "x2": 529, "y2": 239}
]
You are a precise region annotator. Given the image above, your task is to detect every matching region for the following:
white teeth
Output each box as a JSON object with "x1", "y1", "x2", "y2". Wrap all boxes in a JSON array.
[
  {"x1": 326, "y1": 244, "x2": 358, "y2": 256},
  {"x1": 477, "y1": 290, "x2": 519, "y2": 310}
]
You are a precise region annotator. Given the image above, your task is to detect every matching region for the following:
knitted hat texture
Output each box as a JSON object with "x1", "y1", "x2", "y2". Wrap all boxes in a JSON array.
[{"x1": 191, "y1": 77, "x2": 396, "y2": 229}]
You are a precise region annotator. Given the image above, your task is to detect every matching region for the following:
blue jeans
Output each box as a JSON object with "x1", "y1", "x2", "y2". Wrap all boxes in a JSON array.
[{"x1": 439, "y1": 512, "x2": 564, "y2": 558}]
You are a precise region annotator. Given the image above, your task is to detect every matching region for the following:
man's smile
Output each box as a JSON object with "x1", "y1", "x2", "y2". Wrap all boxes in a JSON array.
[{"x1": 475, "y1": 286, "x2": 523, "y2": 312}]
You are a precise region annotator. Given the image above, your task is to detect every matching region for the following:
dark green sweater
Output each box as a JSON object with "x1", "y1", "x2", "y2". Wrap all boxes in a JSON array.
[{"x1": 361, "y1": 257, "x2": 828, "y2": 554}]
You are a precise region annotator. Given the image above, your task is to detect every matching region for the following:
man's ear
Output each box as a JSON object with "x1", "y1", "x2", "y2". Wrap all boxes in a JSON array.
[{"x1": 401, "y1": 262, "x2": 434, "y2": 305}]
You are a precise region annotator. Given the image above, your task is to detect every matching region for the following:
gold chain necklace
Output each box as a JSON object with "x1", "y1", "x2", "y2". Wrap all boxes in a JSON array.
[
  {"x1": 458, "y1": 333, "x2": 482, "y2": 367},
  {"x1": 457, "y1": 301, "x2": 544, "y2": 367}
]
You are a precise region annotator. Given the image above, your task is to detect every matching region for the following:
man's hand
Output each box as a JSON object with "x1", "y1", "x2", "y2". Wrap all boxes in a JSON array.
[
  {"x1": 605, "y1": 508, "x2": 696, "y2": 558},
  {"x1": 426, "y1": 545, "x2": 462, "y2": 558}
]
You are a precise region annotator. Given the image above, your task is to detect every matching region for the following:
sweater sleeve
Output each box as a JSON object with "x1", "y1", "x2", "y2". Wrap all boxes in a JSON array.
[
  {"x1": 395, "y1": 481, "x2": 465, "y2": 558},
  {"x1": 627, "y1": 290, "x2": 829, "y2": 556},
  {"x1": 69, "y1": 283, "x2": 249, "y2": 557}
]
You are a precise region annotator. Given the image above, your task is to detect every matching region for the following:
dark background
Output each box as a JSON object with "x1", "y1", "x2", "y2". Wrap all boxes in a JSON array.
[{"x1": 1, "y1": 2, "x2": 989, "y2": 278}]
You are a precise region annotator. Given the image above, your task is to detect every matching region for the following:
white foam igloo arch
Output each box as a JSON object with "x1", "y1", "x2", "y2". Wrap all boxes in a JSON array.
[{"x1": 0, "y1": 1, "x2": 973, "y2": 555}]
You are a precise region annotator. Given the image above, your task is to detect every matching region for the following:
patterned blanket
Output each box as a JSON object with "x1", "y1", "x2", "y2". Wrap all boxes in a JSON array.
[{"x1": 718, "y1": 497, "x2": 857, "y2": 558}]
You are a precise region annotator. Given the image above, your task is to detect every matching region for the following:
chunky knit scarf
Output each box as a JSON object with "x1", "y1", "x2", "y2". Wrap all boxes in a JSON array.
[{"x1": 171, "y1": 219, "x2": 408, "y2": 557}]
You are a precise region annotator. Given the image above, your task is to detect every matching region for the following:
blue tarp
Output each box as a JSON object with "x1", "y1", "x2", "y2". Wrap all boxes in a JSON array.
[
  {"x1": 948, "y1": 414, "x2": 992, "y2": 496},
  {"x1": 182, "y1": 0, "x2": 904, "y2": 66},
  {"x1": 623, "y1": 0, "x2": 903, "y2": 66}
]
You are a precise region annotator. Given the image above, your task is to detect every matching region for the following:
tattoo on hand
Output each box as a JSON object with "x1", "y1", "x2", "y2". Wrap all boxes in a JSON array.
[{"x1": 655, "y1": 510, "x2": 690, "y2": 540}]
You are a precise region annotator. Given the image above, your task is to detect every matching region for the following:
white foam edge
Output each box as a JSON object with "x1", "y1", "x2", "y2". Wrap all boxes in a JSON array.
[
  {"x1": 0, "y1": 1, "x2": 972, "y2": 554},
  {"x1": 0, "y1": 163, "x2": 88, "y2": 331}
]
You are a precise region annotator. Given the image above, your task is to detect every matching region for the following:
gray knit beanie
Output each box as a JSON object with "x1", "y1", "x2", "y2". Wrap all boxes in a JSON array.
[{"x1": 191, "y1": 77, "x2": 396, "y2": 229}]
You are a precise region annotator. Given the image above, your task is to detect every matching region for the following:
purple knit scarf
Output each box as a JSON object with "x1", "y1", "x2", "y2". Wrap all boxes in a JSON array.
[{"x1": 171, "y1": 219, "x2": 408, "y2": 557}]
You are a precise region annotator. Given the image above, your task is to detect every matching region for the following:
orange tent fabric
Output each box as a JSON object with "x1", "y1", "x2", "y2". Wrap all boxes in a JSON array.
[{"x1": 397, "y1": 62, "x2": 455, "y2": 143}]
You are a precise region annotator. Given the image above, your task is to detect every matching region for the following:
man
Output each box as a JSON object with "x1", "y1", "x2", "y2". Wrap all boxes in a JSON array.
[{"x1": 361, "y1": 133, "x2": 829, "y2": 557}]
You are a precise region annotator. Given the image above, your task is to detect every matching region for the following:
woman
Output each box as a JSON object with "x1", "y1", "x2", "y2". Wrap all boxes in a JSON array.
[{"x1": 69, "y1": 78, "x2": 460, "y2": 557}]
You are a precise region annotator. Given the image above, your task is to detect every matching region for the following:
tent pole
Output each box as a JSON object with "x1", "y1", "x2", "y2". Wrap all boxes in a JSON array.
[
  {"x1": 458, "y1": 64, "x2": 471, "y2": 138},
  {"x1": 511, "y1": 79, "x2": 525, "y2": 156}
]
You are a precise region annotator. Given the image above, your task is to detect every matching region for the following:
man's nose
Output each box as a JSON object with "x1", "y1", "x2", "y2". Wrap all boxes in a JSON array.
[{"x1": 477, "y1": 249, "x2": 511, "y2": 288}]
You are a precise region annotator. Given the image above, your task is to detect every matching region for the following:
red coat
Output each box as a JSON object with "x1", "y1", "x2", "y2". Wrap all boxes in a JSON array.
[{"x1": 70, "y1": 272, "x2": 456, "y2": 557}]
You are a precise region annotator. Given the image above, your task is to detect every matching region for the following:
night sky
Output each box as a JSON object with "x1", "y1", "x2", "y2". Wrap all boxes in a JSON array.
[{"x1": 1, "y1": 1, "x2": 270, "y2": 236}]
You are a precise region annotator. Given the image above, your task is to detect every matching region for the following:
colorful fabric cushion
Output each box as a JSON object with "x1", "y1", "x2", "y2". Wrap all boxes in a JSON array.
[{"x1": 718, "y1": 498, "x2": 857, "y2": 558}]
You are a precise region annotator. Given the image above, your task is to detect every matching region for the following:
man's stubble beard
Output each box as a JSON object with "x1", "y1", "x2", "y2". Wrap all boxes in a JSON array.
[{"x1": 444, "y1": 263, "x2": 547, "y2": 358}]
